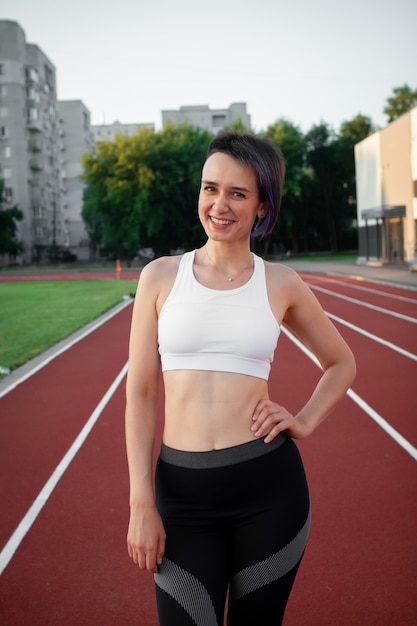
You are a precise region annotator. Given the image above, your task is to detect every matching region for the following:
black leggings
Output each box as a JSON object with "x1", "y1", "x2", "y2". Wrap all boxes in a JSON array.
[{"x1": 154, "y1": 434, "x2": 310, "y2": 626}]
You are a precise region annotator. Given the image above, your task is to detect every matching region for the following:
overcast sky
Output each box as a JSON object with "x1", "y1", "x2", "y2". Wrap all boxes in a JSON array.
[{"x1": 2, "y1": 0, "x2": 416, "y2": 133}]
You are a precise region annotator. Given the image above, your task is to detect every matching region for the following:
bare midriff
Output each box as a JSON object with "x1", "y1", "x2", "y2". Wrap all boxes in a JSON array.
[{"x1": 162, "y1": 369, "x2": 269, "y2": 451}]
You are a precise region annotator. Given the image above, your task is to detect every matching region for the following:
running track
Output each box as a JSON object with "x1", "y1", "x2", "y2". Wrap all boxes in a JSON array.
[{"x1": 0, "y1": 270, "x2": 416, "y2": 625}]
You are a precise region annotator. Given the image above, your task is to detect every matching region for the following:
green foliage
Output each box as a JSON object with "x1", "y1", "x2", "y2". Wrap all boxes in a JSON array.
[
  {"x1": 263, "y1": 119, "x2": 310, "y2": 254},
  {"x1": 82, "y1": 124, "x2": 212, "y2": 259},
  {"x1": 223, "y1": 117, "x2": 252, "y2": 133},
  {"x1": 384, "y1": 84, "x2": 417, "y2": 123},
  {"x1": 79, "y1": 102, "x2": 387, "y2": 257},
  {"x1": 0, "y1": 180, "x2": 24, "y2": 259}
]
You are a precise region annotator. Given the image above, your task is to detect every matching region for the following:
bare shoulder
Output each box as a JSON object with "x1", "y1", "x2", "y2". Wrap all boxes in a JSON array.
[
  {"x1": 136, "y1": 255, "x2": 183, "y2": 313},
  {"x1": 139, "y1": 255, "x2": 181, "y2": 283},
  {"x1": 264, "y1": 260, "x2": 307, "y2": 298}
]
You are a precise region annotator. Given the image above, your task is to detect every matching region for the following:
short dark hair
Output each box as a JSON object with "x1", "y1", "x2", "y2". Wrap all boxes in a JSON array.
[{"x1": 206, "y1": 132, "x2": 285, "y2": 237}]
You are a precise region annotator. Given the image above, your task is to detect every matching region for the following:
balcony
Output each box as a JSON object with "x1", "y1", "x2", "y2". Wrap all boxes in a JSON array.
[
  {"x1": 29, "y1": 157, "x2": 43, "y2": 171},
  {"x1": 27, "y1": 118, "x2": 42, "y2": 132},
  {"x1": 29, "y1": 137, "x2": 43, "y2": 152}
]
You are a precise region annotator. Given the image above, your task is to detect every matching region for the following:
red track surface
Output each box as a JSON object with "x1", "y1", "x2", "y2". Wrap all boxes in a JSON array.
[{"x1": 0, "y1": 271, "x2": 416, "y2": 625}]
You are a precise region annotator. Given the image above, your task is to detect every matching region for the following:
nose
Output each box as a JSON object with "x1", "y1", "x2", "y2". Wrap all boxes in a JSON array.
[{"x1": 211, "y1": 192, "x2": 228, "y2": 213}]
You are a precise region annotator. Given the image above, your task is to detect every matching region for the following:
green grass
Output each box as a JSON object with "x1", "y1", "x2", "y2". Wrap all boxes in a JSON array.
[
  {"x1": 0, "y1": 279, "x2": 137, "y2": 373},
  {"x1": 285, "y1": 252, "x2": 357, "y2": 261}
]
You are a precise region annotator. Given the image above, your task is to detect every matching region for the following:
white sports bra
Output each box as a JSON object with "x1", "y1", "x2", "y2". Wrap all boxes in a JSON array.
[{"x1": 158, "y1": 250, "x2": 280, "y2": 380}]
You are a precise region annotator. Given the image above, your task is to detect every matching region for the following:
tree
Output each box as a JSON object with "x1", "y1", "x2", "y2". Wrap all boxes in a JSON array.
[
  {"x1": 82, "y1": 124, "x2": 212, "y2": 260},
  {"x1": 336, "y1": 115, "x2": 375, "y2": 249},
  {"x1": 305, "y1": 123, "x2": 340, "y2": 252},
  {"x1": 384, "y1": 84, "x2": 417, "y2": 123},
  {"x1": 224, "y1": 117, "x2": 252, "y2": 133},
  {"x1": 263, "y1": 119, "x2": 310, "y2": 254},
  {"x1": 0, "y1": 181, "x2": 23, "y2": 262}
]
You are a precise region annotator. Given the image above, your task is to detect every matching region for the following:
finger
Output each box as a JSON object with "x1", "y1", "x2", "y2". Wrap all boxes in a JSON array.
[
  {"x1": 264, "y1": 423, "x2": 286, "y2": 443},
  {"x1": 157, "y1": 539, "x2": 166, "y2": 566},
  {"x1": 251, "y1": 408, "x2": 280, "y2": 434},
  {"x1": 146, "y1": 553, "x2": 158, "y2": 573}
]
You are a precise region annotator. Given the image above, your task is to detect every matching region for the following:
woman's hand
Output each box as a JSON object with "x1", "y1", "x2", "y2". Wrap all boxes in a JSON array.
[
  {"x1": 127, "y1": 505, "x2": 166, "y2": 574},
  {"x1": 251, "y1": 399, "x2": 313, "y2": 442}
]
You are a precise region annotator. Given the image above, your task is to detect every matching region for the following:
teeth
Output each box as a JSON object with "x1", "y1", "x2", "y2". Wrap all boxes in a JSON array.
[{"x1": 211, "y1": 217, "x2": 232, "y2": 225}]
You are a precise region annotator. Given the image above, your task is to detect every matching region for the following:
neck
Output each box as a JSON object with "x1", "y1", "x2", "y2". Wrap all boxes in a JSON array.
[{"x1": 204, "y1": 243, "x2": 253, "y2": 282}]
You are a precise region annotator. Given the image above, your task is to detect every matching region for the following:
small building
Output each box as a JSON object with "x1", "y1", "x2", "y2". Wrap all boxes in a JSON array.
[
  {"x1": 355, "y1": 107, "x2": 417, "y2": 264},
  {"x1": 161, "y1": 102, "x2": 251, "y2": 134},
  {"x1": 91, "y1": 120, "x2": 154, "y2": 142}
]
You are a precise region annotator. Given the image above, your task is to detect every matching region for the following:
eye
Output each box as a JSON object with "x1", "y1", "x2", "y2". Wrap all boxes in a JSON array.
[
  {"x1": 232, "y1": 191, "x2": 245, "y2": 198},
  {"x1": 203, "y1": 185, "x2": 216, "y2": 192}
]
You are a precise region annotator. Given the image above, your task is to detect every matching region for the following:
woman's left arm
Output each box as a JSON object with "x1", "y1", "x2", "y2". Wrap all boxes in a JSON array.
[{"x1": 251, "y1": 268, "x2": 356, "y2": 442}]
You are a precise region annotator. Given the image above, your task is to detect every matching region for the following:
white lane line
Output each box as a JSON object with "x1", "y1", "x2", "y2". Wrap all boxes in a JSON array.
[
  {"x1": 281, "y1": 326, "x2": 417, "y2": 462},
  {"x1": 311, "y1": 276, "x2": 417, "y2": 304},
  {"x1": 326, "y1": 312, "x2": 417, "y2": 362},
  {"x1": 307, "y1": 284, "x2": 417, "y2": 324},
  {"x1": 0, "y1": 362, "x2": 128, "y2": 576},
  {"x1": 0, "y1": 299, "x2": 132, "y2": 399}
]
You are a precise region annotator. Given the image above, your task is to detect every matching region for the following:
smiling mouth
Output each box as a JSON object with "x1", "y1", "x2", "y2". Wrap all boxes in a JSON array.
[{"x1": 210, "y1": 216, "x2": 234, "y2": 226}]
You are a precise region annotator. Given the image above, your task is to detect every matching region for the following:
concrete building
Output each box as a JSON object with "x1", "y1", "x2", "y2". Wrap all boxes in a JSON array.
[
  {"x1": 161, "y1": 102, "x2": 251, "y2": 134},
  {"x1": 57, "y1": 100, "x2": 95, "y2": 261},
  {"x1": 0, "y1": 20, "x2": 64, "y2": 263},
  {"x1": 0, "y1": 20, "x2": 97, "y2": 264},
  {"x1": 92, "y1": 120, "x2": 154, "y2": 142},
  {"x1": 355, "y1": 106, "x2": 417, "y2": 264}
]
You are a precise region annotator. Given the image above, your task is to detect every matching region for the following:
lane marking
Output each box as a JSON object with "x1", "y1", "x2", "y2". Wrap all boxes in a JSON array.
[
  {"x1": 307, "y1": 284, "x2": 417, "y2": 324},
  {"x1": 309, "y1": 276, "x2": 417, "y2": 304},
  {"x1": 281, "y1": 326, "x2": 417, "y2": 462},
  {"x1": 0, "y1": 299, "x2": 132, "y2": 399},
  {"x1": 0, "y1": 362, "x2": 128, "y2": 576},
  {"x1": 326, "y1": 312, "x2": 417, "y2": 362}
]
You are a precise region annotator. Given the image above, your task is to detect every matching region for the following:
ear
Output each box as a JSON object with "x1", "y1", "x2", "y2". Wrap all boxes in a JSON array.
[{"x1": 257, "y1": 203, "x2": 268, "y2": 219}]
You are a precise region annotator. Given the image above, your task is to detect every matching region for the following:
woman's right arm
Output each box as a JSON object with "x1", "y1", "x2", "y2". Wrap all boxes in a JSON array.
[{"x1": 125, "y1": 261, "x2": 166, "y2": 574}]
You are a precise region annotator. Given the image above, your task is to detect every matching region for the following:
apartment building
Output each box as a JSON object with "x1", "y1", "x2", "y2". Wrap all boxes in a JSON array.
[
  {"x1": 161, "y1": 102, "x2": 251, "y2": 134},
  {"x1": 355, "y1": 106, "x2": 417, "y2": 264},
  {"x1": 92, "y1": 120, "x2": 154, "y2": 142},
  {"x1": 0, "y1": 21, "x2": 61, "y2": 262},
  {"x1": 0, "y1": 20, "x2": 96, "y2": 263},
  {"x1": 57, "y1": 101, "x2": 96, "y2": 261}
]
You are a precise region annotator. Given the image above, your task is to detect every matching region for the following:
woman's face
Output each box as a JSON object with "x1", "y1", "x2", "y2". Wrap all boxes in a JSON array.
[{"x1": 198, "y1": 152, "x2": 264, "y2": 244}]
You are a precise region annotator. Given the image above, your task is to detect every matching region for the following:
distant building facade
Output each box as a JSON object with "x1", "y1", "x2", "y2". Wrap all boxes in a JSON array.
[
  {"x1": 92, "y1": 120, "x2": 154, "y2": 142},
  {"x1": 161, "y1": 102, "x2": 251, "y2": 134},
  {"x1": 0, "y1": 20, "x2": 98, "y2": 263},
  {"x1": 57, "y1": 100, "x2": 95, "y2": 261},
  {"x1": 0, "y1": 20, "x2": 63, "y2": 262},
  {"x1": 355, "y1": 106, "x2": 417, "y2": 264}
]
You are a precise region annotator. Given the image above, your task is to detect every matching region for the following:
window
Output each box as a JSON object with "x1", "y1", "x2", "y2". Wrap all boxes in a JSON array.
[
  {"x1": 4, "y1": 187, "x2": 13, "y2": 202},
  {"x1": 0, "y1": 106, "x2": 8, "y2": 118},
  {"x1": 4, "y1": 146, "x2": 11, "y2": 158},
  {"x1": 0, "y1": 64, "x2": 3, "y2": 75},
  {"x1": 0, "y1": 125, "x2": 8, "y2": 139},
  {"x1": 2, "y1": 167, "x2": 12, "y2": 179},
  {"x1": 28, "y1": 108, "x2": 38, "y2": 122},
  {"x1": 212, "y1": 114, "x2": 226, "y2": 128},
  {"x1": 27, "y1": 68, "x2": 39, "y2": 83},
  {"x1": 0, "y1": 85, "x2": 7, "y2": 97}
]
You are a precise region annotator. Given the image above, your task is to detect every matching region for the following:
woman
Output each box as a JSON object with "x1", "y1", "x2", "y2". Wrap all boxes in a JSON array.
[{"x1": 125, "y1": 132, "x2": 356, "y2": 625}]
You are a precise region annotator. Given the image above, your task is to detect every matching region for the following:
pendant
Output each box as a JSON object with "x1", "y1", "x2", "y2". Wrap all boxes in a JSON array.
[{"x1": 228, "y1": 277, "x2": 234, "y2": 282}]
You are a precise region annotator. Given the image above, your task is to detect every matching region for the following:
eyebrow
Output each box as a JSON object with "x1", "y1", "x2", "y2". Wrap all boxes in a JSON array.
[{"x1": 201, "y1": 179, "x2": 251, "y2": 193}]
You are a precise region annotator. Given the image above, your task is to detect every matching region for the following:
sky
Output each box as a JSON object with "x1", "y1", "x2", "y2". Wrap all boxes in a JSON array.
[{"x1": 2, "y1": 0, "x2": 417, "y2": 133}]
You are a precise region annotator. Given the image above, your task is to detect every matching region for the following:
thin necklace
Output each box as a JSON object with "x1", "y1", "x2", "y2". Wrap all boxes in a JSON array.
[{"x1": 204, "y1": 245, "x2": 253, "y2": 282}]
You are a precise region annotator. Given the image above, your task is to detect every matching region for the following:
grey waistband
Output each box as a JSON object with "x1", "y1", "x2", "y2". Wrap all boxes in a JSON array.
[{"x1": 159, "y1": 432, "x2": 287, "y2": 469}]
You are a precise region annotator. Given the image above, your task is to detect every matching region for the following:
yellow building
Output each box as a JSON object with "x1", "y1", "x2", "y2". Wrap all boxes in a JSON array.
[{"x1": 355, "y1": 106, "x2": 417, "y2": 264}]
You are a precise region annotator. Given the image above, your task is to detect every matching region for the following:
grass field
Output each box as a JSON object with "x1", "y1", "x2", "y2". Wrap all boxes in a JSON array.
[{"x1": 0, "y1": 279, "x2": 137, "y2": 373}]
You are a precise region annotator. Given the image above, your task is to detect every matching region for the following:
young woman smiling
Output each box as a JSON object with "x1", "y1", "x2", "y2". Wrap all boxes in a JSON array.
[{"x1": 125, "y1": 132, "x2": 356, "y2": 625}]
